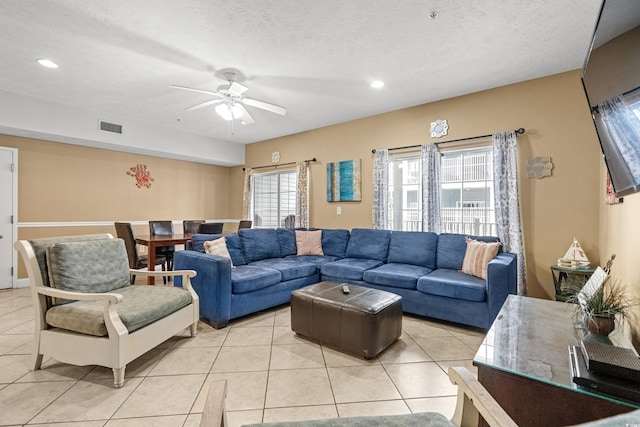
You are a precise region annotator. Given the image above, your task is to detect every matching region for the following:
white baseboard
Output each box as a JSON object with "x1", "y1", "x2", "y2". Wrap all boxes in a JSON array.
[{"x1": 15, "y1": 278, "x2": 29, "y2": 288}]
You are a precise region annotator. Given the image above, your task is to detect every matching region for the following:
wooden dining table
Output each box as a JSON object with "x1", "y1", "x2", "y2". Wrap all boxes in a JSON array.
[{"x1": 135, "y1": 233, "x2": 193, "y2": 285}]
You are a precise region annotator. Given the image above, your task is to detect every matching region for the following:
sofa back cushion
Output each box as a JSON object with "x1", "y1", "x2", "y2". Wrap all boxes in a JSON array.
[
  {"x1": 437, "y1": 233, "x2": 500, "y2": 270},
  {"x1": 387, "y1": 231, "x2": 438, "y2": 268},
  {"x1": 321, "y1": 229, "x2": 350, "y2": 258},
  {"x1": 46, "y1": 239, "x2": 130, "y2": 305},
  {"x1": 345, "y1": 228, "x2": 391, "y2": 261},
  {"x1": 277, "y1": 228, "x2": 297, "y2": 257},
  {"x1": 191, "y1": 233, "x2": 246, "y2": 266},
  {"x1": 239, "y1": 228, "x2": 282, "y2": 263}
]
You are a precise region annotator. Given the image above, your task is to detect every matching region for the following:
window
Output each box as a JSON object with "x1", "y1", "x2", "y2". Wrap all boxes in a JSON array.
[
  {"x1": 251, "y1": 170, "x2": 297, "y2": 228},
  {"x1": 387, "y1": 157, "x2": 422, "y2": 231},
  {"x1": 441, "y1": 147, "x2": 495, "y2": 236},
  {"x1": 386, "y1": 146, "x2": 496, "y2": 236}
]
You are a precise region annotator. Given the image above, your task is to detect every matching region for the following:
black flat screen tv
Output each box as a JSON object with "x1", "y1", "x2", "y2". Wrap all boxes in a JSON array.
[{"x1": 581, "y1": 0, "x2": 640, "y2": 197}]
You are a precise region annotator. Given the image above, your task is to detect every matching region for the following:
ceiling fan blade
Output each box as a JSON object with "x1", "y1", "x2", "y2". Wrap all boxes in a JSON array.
[
  {"x1": 228, "y1": 81, "x2": 249, "y2": 96},
  {"x1": 185, "y1": 99, "x2": 224, "y2": 111},
  {"x1": 242, "y1": 98, "x2": 287, "y2": 115},
  {"x1": 170, "y1": 85, "x2": 221, "y2": 97},
  {"x1": 237, "y1": 104, "x2": 255, "y2": 125}
]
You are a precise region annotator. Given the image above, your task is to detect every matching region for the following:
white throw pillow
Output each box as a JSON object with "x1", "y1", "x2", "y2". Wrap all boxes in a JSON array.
[
  {"x1": 461, "y1": 238, "x2": 500, "y2": 280},
  {"x1": 204, "y1": 236, "x2": 234, "y2": 268}
]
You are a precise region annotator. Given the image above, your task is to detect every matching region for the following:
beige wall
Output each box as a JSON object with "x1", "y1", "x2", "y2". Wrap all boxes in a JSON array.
[
  {"x1": 244, "y1": 70, "x2": 602, "y2": 301},
  {"x1": 599, "y1": 160, "x2": 640, "y2": 348},
  {"x1": 2, "y1": 134, "x2": 235, "y2": 276}
]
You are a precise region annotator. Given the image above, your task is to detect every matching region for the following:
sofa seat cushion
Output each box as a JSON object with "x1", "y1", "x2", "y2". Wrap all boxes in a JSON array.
[
  {"x1": 249, "y1": 258, "x2": 317, "y2": 281},
  {"x1": 285, "y1": 255, "x2": 340, "y2": 267},
  {"x1": 417, "y1": 269, "x2": 487, "y2": 302},
  {"x1": 320, "y1": 258, "x2": 384, "y2": 281},
  {"x1": 231, "y1": 265, "x2": 282, "y2": 294},
  {"x1": 363, "y1": 263, "x2": 432, "y2": 289},
  {"x1": 45, "y1": 285, "x2": 193, "y2": 336}
]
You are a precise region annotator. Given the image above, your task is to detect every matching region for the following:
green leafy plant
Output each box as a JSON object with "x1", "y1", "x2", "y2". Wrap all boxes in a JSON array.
[
  {"x1": 576, "y1": 278, "x2": 631, "y2": 319},
  {"x1": 565, "y1": 255, "x2": 636, "y2": 334}
]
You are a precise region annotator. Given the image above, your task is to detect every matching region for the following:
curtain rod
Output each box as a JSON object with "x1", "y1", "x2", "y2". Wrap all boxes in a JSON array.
[
  {"x1": 243, "y1": 157, "x2": 317, "y2": 171},
  {"x1": 371, "y1": 128, "x2": 525, "y2": 154}
]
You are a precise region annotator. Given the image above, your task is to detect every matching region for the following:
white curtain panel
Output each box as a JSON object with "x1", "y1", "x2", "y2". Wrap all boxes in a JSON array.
[
  {"x1": 372, "y1": 149, "x2": 389, "y2": 229},
  {"x1": 421, "y1": 143, "x2": 442, "y2": 233},
  {"x1": 242, "y1": 169, "x2": 253, "y2": 221},
  {"x1": 295, "y1": 161, "x2": 309, "y2": 228},
  {"x1": 599, "y1": 95, "x2": 640, "y2": 185},
  {"x1": 493, "y1": 131, "x2": 527, "y2": 296}
]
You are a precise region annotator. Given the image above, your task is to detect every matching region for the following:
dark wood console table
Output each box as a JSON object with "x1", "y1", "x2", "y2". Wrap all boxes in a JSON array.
[{"x1": 473, "y1": 295, "x2": 639, "y2": 427}]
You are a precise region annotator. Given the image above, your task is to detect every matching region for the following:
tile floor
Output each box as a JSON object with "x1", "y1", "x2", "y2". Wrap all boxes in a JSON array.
[{"x1": 0, "y1": 287, "x2": 486, "y2": 426}]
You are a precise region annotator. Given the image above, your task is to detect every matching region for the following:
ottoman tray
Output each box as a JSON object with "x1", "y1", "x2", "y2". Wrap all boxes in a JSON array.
[{"x1": 291, "y1": 282, "x2": 402, "y2": 359}]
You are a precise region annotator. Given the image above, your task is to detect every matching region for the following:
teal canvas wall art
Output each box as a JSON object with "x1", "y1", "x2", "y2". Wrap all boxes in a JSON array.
[{"x1": 327, "y1": 159, "x2": 361, "y2": 202}]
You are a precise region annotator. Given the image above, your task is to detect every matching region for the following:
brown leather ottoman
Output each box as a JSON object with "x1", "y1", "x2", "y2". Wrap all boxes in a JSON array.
[{"x1": 290, "y1": 282, "x2": 402, "y2": 359}]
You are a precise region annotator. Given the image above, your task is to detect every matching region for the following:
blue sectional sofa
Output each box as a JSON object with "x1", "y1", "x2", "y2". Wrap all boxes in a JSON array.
[{"x1": 174, "y1": 228, "x2": 517, "y2": 329}]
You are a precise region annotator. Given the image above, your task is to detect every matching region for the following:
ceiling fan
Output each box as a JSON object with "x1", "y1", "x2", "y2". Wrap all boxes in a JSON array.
[{"x1": 171, "y1": 71, "x2": 286, "y2": 125}]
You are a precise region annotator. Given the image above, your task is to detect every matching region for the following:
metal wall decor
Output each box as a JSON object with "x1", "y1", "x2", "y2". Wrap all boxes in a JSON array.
[
  {"x1": 526, "y1": 157, "x2": 553, "y2": 178},
  {"x1": 127, "y1": 164, "x2": 154, "y2": 188},
  {"x1": 430, "y1": 119, "x2": 448, "y2": 138},
  {"x1": 271, "y1": 151, "x2": 280, "y2": 163}
]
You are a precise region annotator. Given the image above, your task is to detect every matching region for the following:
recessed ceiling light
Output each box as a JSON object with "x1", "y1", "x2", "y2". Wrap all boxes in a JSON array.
[
  {"x1": 371, "y1": 80, "x2": 385, "y2": 89},
  {"x1": 37, "y1": 59, "x2": 58, "y2": 69}
]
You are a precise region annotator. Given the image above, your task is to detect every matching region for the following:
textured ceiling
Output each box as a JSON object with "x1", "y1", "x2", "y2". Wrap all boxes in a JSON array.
[{"x1": 0, "y1": 0, "x2": 605, "y2": 146}]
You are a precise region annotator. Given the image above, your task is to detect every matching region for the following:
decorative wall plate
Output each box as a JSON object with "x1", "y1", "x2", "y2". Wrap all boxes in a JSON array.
[
  {"x1": 430, "y1": 119, "x2": 448, "y2": 138},
  {"x1": 272, "y1": 151, "x2": 280, "y2": 163}
]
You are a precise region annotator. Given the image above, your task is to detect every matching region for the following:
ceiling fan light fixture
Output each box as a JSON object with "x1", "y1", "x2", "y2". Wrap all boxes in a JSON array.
[
  {"x1": 371, "y1": 80, "x2": 385, "y2": 89},
  {"x1": 215, "y1": 103, "x2": 244, "y2": 121}
]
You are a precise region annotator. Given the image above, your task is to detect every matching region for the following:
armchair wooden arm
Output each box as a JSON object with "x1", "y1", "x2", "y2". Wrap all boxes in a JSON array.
[
  {"x1": 199, "y1": 368, "x2": 517, "y2": 427},
  {"x1": 449, "y1": 366, "x2": 517, "y2": 427}
]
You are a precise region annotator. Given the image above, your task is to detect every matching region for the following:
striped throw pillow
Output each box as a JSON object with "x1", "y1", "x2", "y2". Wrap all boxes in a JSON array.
[{"x1": 461, "y1": 238, "x2": 500, "y2": 280}]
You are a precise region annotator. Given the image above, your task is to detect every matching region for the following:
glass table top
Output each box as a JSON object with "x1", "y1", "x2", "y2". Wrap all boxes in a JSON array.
[{"x1": 473, "y1": 295, "x2": 639, "y2": 408}]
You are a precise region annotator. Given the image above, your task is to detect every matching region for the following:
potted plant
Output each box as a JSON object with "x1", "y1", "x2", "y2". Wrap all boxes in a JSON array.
[{"x1": 566, "y1": 255, "x2": 635, "y2": 336}]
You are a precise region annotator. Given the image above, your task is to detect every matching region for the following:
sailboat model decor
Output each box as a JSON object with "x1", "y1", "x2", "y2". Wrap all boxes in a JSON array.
[{"x1": 557, "y1": 238, "x2": 590, "y2": 268}]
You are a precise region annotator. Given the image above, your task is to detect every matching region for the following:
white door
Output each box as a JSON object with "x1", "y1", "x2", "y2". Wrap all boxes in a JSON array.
[{"x1": 0, "y1": 148, "x2": 16, "y2": 289}]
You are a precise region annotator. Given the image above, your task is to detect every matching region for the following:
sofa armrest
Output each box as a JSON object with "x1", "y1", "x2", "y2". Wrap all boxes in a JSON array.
[
  {"x1": 486, "y1": 252, "x2": 518, "y2": 320},
  {"x1": 174, "y1": 250, "x2": 233, "y2": 328}
]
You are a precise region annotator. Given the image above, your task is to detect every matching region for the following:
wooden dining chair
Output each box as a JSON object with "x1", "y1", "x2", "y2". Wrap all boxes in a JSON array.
[
  {"x1": 238, "y1": 220, "x2": 252, "y2": 230},
  {"x1": 197, "y1": 222, "x2": 224, "y2": 234},
  {"x1": 149, "y1": 220, "x2": 175, "y2": 271},
  {"x1": 114, "y1": 222, "x2": 166, "y2": 284},
  {"x1": 183, "y1": 220, "x2": 205, "y2": 234}
]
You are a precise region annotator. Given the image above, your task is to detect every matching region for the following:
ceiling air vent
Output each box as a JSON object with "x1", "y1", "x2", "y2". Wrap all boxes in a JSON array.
[{"x1": 99, "y1": 120, "x2": 123, "y2": 134}]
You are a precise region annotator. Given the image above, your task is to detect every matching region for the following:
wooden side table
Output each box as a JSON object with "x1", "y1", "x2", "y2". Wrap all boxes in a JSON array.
[{"x1": 551, "y1": 265, "x2": 595, "y2": 301}]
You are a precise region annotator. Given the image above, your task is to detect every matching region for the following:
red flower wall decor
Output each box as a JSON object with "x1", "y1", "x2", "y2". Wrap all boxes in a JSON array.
[{"x1": 127, "y1": 164, "x2": 154, "y2": 189}]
